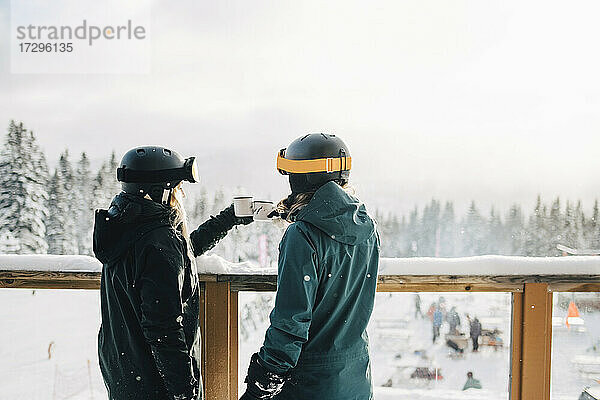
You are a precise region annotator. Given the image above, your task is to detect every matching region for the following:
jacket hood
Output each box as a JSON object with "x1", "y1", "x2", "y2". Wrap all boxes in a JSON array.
[
  {"x1": 296, "y1": 181, "x2": 375, "y2": 245},
  {"x1": 93, "y1": 192, "x2": 173, "y2": 264}
]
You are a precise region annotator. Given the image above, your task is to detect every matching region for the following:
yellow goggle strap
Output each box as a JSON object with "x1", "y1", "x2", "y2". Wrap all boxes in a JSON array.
[{"x1": 277, "y1": 153, "x2": 352, "y2": 174}]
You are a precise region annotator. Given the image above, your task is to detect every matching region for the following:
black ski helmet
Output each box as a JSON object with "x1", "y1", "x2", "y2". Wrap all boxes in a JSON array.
[
  {"x1": 277, "y1": 133, "x2": 351, "y2": 194},
  {"x1": 117, "y1": 146, "x2": 199, "y2": 205}
]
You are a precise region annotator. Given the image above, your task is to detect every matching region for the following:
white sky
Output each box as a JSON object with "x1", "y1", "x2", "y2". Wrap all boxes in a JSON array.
[{"x1": 0, "y1": 0, "x2": 599, "y2": 215}]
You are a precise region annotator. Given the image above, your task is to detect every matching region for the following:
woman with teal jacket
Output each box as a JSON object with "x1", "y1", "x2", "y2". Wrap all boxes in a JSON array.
[{"x1": 241, "y1": 134, "x2": 380, "y2": 400}]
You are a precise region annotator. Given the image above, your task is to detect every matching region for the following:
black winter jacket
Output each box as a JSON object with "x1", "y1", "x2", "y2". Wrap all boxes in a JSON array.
[{"x1": 93, "y1": 193, "x2": 242, "y2": 400}]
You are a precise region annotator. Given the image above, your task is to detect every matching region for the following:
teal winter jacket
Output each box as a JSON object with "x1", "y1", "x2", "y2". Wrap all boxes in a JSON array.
[{"x1": 258, "y1": 182, "x2": 380, "y2": 400}]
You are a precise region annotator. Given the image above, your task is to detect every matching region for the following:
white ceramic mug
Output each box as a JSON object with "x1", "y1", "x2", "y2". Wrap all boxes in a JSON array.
[
  {"x1": 233, "y1": 196, "x2": 254, "y2": 217},
  {"x1": 252, "y1": 201, "x2": 275, "y2": 221}
]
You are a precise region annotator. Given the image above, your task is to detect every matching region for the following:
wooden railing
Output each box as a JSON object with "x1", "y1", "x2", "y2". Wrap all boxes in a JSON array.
[{"x1": 2, "y1": 264, "x2": 600, "y2": 400}]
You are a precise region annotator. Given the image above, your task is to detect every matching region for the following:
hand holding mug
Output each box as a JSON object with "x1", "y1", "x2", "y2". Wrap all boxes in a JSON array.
[{"x1": 233, "y1": 197, "x2": 277, "y2": 221}]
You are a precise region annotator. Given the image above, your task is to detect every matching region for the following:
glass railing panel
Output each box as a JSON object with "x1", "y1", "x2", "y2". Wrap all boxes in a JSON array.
[
  {"x1": 239, "y1": 291, "x2": 512, "y2": 399},
  {"x1": 551, "y1": 292, "x2": 600, "y2": 400}
]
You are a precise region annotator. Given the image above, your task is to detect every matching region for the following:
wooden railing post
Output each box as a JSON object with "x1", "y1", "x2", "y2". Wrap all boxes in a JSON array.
[
  {"x1": 230, "y1": 290, "x2": 239, "y2": 400},
  {"x1": 519, "y1": 283, "x2": 553, "y2": 400},
  {"x1": 510, "y1": 292, "x2": 523, "y2": 400},
  {"x1": 199, "y1": 283, "x2": 206, "y2": 390},
  {"x1": 203, "y1": 281, "x2": 238, "y2": 400}
]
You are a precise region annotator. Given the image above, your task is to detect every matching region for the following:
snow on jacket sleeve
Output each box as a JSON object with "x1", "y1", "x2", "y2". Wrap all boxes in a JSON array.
[
  {"x1": 139, "y1": 243, "x2": 196, "y2": 399},
  {"x1": 258, "y1": 223, "x2": 319, "y2": 374}
]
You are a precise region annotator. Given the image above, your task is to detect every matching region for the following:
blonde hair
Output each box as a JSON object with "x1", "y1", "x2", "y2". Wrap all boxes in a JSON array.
[{"x1": 169, "y1": 183, "x2": 195, "y2": 261}]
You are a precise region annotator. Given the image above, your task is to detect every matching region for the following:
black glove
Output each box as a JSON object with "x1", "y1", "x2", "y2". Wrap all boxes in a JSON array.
[
  {"x1": 240, "y1": 353, "x2": 288, "y2": 400},
  {"x1": 223, "y1": 204, "x2": 254, "y2": 226},
  {"x1": 190, "y1": 204, "x2": 252, "y2": 257},
  {"x1": 267, "y1": 209, "x2": 280, "y2": 219}
]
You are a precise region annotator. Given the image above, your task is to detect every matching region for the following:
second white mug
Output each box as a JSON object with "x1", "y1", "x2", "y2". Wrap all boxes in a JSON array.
[{"x1": 252, "y1": 201, "x2": 275, "y2": 221}]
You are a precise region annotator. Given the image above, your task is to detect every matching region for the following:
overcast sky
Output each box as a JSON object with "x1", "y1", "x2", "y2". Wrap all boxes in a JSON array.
[{"x1": 1, "y1": 0, "x2": 599, "y2": 215}]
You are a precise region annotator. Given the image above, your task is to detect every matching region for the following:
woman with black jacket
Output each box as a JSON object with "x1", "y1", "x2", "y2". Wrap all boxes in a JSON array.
[{"x1": 93, "y1": 146, "x2": 251, "y2": 400}]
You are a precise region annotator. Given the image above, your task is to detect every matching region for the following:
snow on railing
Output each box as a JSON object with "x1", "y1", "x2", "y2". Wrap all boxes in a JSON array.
[
  {"x1": 377, "y1": 255, "x2": 600, "y2": 276},
  {"x1": 0, "y1": 254, "x2": 272, "y2": 274},
  {"x1": 0, "y1": 255, "x2": 102, "y2": 272},
  {"x1": 0, "y1": 254, "x2": 599, "y2": 276}
]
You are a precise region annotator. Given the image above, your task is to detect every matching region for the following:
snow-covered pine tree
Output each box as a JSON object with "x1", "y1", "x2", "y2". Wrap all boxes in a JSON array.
[
  {"x1": 382, "y1": 213, "x2": 405, "y2": 258},
  {"x1": 106, "y1": 151, "x2": 121, "y2": 196},
  {"x1": 221, "y1": 187, "x2": 259, "y2": 264},
  {"x1": 46, "y1": 151, "x2": 81, "y2": 255},
  {"x1": 405, "y1": 207, "x2": 419, "y2": 257},
  {"x1": 575, "y1": 201, "x2": 586, "y2": 250},
  {"x1": 74, "y1": 152, "x2": 94, "y2": 255},
  {"x1": 374, "y1": 210, "x2": 394, "y2": 257},
  {"x1": 0, "y1": 121, "x2": 48, "y2": 254},
  {"x1": 439, "y1": 201, "x2": 456, "y2": 257},
  {"x1": 563, "y1": 201, "x2": 583, "y2": 250},
  {"x1": 210, "y1": 188, "x2": 226, "y2": 215},
  {"x1": 208, "y1": 188, "x2": 237, "y2": 259},
  {"x1": 460, "y1": 201, "x2": 486, "y2": 256},
  {"x1": 420, "y1": 199, "x2": 440, "y2": 257},
  {"x1": 21, "y1": 128, "x2": 49, "y2": 253},
  {"x1": 547, "y1": 198, "x2": 563, "y2": 256},
  {"x1": 398, "y1": 215, "x2": 408, "y2": 257},
  {"x1": 524, "y1": 196, "x2": 548, "y2": 256},
  {"x1": 589, "y1": 200, "x2": 600, "y2": 250},
  {"x1": 239, "y1": 293, "x2": 275, "y2": 341},
  {"x1": 46, "y1": 170, "x2": 68, "y2": 254},
  {"x1": 504, "y1": 204, "x2": 525, "y2": 255},
  {"x1": 486, "y1": 207, "x2": 503, "y2": 255},
  {"x1": 92, "y1": 152, "x2": 121, "y2": 211},
  {"x1": 0, "y1": 230, "x2": 20, "y2": 253},
  {"x1": 92, "y1": 162, "x2": 110, "y2": 211},
  {"x1": 185, "y1": 186, "x2": 209, "y2": 228},
  {"x1": 58, "y1": 151, "x2": 78, "y2": 254},
  {"x1": 46, "y1": 150, "x2": 81, "y2": 255}
]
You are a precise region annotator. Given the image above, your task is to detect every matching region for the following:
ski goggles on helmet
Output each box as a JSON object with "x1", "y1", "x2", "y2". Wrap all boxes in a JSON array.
[
  {"x1": 276, "y1": 148, "x2": 351, "y2": 175},
  {"x1": 117, "y1": 157, "x2": 199, "y2": 184}
]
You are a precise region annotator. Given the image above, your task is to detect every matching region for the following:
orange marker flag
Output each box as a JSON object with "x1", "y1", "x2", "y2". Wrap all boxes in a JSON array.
[{"x1": 566, "y1": 301, "x2": 580, "y2": 328}]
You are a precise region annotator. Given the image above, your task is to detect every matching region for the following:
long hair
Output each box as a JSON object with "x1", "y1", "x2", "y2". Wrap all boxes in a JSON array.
[
  {"x1": 169, "y1": 183, "x2": 195, "y2": 261},
  {"x1": 277, "y1": 182, "x2": 354, "y2": 223},
  {"x1": 276, "y1": 192, "x2": 315, "y2": 223}
]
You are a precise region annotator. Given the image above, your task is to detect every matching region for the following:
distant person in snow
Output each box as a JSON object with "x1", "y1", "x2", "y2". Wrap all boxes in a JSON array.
[
  {"x1": 414, "y1": 293, "x2": 423, "y2": 319},
  {"x1": 432, "y1": 305, "x2": 443, "y2": 343},
  {"x1": 446, "y1": 306, "x2": 461, "y2": 335},
  {"x1": 240, "y1": 134, "x2": 380, "y2": 400},
  {"x1": 468, "y1": 315, "x2": 482, "y2": 352},
  {"x1": 438, "y1": 296, "x2": 447, "y2": 313},
  {"x1": 427, "y1": 302, "x2": 436, "y2": 321},
  {"x1": 462, "y1": 371, "x2": 482, "y2": 390},
  {"x1": 93, "y1": 146, "x2": 252, "y2": 400}
]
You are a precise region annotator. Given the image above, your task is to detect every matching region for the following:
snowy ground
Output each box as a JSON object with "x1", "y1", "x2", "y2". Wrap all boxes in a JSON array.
[
  {"x1": 0, "y1": 289, "x2": 106, "y2": 400},
  {"x1": 1, "y1": 289, "x2": 599, "y2": 399}
]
